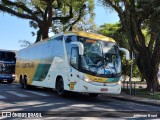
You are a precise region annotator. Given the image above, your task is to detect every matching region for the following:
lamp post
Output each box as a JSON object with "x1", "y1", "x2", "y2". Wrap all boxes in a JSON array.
[{"x1": 129, "y1": 51, "x2": 134, "y2": 95}]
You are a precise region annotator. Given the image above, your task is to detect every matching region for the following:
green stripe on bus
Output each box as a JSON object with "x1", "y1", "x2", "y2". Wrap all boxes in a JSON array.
[{"x1": 33, "y1": 58, "x2": 53, "y2": 81}]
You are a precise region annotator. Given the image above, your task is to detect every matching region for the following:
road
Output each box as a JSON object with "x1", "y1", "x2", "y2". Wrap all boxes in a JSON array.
[{"x1": 0, "y1": 82, "x2": 160, "y2": 119}]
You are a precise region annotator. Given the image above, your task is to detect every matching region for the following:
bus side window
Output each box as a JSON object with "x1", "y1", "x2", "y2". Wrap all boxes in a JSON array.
[
  {"x1": 70, "y1": 47, "x2": 79, "y2": 69},
  {"x1": 65, "y1": 35, "x2": 78, "y2": 62}
]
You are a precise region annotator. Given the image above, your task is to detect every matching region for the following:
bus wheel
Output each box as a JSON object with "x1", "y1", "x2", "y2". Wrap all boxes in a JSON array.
[
  {"x1": 89, "y1": 93, "x2": 99, "y2": 98},
  {"x1": 21, "y1": 77, "x2": 27, "y2": 89},
  {"x1": 56, "y1": 77, "x2": 66, "y2": 97}
]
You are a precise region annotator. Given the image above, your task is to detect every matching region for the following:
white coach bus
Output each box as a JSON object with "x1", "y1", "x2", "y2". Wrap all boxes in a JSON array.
[{"x1": 15, "y1": 31, "x2": 129, "y2": 97}]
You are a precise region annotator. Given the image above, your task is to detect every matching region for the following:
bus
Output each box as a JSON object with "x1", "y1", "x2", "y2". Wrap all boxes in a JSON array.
[
  {"x1": 15, "y1": 31, "x2": 129, "y2": 97},
  {"x1": 0, "y1": 50, "x2": 16, "y2": 83}
]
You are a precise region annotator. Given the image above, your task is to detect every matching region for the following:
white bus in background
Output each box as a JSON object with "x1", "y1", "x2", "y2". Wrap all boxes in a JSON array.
[{"x1": 15, "y1": 31, "x2": 129, "y2": 97}]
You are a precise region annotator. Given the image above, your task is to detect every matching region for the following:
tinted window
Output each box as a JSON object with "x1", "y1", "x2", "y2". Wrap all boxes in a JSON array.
[
  {"x1": 53, "y1": 36, "x2": 64, "y2": 57},
  {"x1": 65, "y1": 35, "x2": 78, "y2": 61},
  {"x1": 0, "y1": 51, "x2": 15, "y2": 62}
]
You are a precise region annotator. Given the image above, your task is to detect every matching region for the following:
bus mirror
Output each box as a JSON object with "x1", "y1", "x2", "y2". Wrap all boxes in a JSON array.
[
  {"x1": 71, "y1": 42, "x2": 84, "y2": 55},
  {"x1": 119, "y1": 47, "x2": 130, "y2": 60}
]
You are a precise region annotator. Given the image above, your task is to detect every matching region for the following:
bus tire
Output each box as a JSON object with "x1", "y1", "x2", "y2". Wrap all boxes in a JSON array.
[
  {"x1": 21, "y1": 77, "x2": 27, "y2": 89},
  {"x1": 56, "y1": 77, "x2": 66, "y2": 97},
  {"x1": 89, "y1": 93, "x2": 99, "y2": 98}
]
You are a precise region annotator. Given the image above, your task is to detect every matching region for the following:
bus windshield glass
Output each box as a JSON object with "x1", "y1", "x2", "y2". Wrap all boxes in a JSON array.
[
  {"x1": 79, "y1": 37, "x2": 121, "y2": 76},
  {"x1": 0, "y1": 51, "x2": 15, "y2": 62},
  {"x1": 0, "y1": 51, "x2": 16, "y2": 74}
]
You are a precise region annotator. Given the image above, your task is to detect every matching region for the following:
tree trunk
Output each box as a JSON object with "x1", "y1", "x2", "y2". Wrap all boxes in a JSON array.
[
  {"x1": 35, "y1": 25, "x2": 49, "y2": 42},
  {"x1": 42, "y1": 27, "x2": 49, "y2": 40},
  {"x1": 141, "y1": 76, "x2": 145, "y2": 82},
  {"x1": 150, "y1": 59, "x2": 159, "y2": 91},
  {"x1": 137, "y1": 51, "x2": 159, "y2": 91},
  {"x1": 137, "y1": 53, "x2": 151, "y2": 90},
  {"x1": 38, "y1": 21, "x2": 50, "y2": 41},
  {"x1": 146, "y1": 80, "x2": 153, "y2": 91},
  {"x1": 35, "y1": 29, "x2": 42, "y2": 43}
]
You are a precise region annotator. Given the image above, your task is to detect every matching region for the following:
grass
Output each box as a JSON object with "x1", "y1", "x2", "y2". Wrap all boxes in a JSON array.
[{"x1": 122, "y1": 88, "x2": 160, "y2": 100}]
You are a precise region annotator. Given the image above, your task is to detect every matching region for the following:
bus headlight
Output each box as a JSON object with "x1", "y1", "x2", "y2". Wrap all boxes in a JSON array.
[
  {"x1": 12, "y1": 74, "x2": 16, "y2": 77},
  {"x1": 80, "y1": 74, "x2": 91, "y2": 82},
  {"x1": 84, "y1": 78, "x2": 91, "y2": 82},
  {"x1": 118, "y1": 76, "x2": 122, "y2": 85},
  {"x1": 118, "y1": 80, "x2": 121, "y2": 85}
]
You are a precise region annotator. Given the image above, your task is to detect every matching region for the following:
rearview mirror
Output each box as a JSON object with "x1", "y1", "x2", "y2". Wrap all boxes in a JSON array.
[
  {"x1": 119, "y1": 47, "x2": 130, "y2": 60},
  {"x1": 71, "y1": 42, "x2": 84, "y2": 55}
]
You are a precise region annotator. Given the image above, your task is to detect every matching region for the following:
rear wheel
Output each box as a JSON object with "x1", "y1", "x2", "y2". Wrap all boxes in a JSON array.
[
  {"x1": 56, "y1": 77, "x2": 66, "y2": 97},
  {"x1": 89, "y1": 93, "x2": 99, "y2": 98},
  {"x1": 20, "y1": 77, "x2": 27, "y2": 89}
]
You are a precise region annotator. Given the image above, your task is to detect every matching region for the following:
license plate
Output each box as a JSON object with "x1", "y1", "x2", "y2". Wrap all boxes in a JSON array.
[{"x1": 100, "y1": 88, "x2": 108, "y2": 91}]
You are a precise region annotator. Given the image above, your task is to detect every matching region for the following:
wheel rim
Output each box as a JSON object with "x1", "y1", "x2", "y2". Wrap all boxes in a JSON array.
[{"x1": 57, "y1": 79, "x2": 64, "y2": 94}]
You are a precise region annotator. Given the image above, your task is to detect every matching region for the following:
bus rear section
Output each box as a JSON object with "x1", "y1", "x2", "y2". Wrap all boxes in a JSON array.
[{"x1": 0, "y1": 50, "x2": 16, "y2": 83}]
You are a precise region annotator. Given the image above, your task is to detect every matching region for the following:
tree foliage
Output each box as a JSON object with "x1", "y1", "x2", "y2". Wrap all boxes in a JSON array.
[
  {"x1": 0, "y1": 0, "x2": 95, "y2": 42},
  {"x1": 98, "y1": 23, "x2": 129, "y2": 49},
  {"x1": 18, "y1": 40, "x2": 32, "y2": 48},
  {"x1": 100, "y1": 0, "x2": 160, "y2": 90}
]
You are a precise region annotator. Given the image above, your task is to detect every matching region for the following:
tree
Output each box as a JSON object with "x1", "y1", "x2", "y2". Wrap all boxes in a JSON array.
[
  {"x1": 100, "y1": 0, "x2": 160, "y2": 90},
  {"x1": 0, "y1": 0, "x2": 95, "y2": 42},
  {"x1": 72, "y1": 15, "x2": 97, "y2": 32},
  {"x1": 62, "y1": 0, "x2": 96, "y2": 32},
  {"x1": 98, "y1": 23, "x2": 129, "y2": 49},
  {"x1": 19, "y1": 40, "x2": 32, "y2": 48}
]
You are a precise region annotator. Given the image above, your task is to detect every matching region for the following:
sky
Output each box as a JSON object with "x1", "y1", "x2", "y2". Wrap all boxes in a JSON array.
[{"x1": 0, "y1": 1, "x2": 119, "y2": 51}]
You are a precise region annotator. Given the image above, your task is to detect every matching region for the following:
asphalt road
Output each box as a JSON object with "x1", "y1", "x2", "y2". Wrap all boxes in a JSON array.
[{"x1": 0, "y1": 82, "x2": 160, "y2": 119}]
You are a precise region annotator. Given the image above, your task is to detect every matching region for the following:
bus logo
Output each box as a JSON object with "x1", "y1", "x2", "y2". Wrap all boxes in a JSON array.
[{"x1": 69, "y1": 82, "x2": 77, "y2": 90}]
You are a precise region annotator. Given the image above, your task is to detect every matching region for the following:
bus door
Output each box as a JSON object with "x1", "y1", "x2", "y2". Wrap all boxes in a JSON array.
[{"x1": 68, "y1": 46, "x2": 80, "y2": 91}]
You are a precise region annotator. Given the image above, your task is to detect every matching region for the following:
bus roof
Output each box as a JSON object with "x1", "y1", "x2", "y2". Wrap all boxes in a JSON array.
[{"x1": 64, "y1": 31, "x2": 116, "y2": 43}]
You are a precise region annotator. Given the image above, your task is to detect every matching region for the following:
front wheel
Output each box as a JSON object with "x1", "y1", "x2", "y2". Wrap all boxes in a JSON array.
[{"x1": 56, "y1": 77, "x2": 66, "y2": 97}]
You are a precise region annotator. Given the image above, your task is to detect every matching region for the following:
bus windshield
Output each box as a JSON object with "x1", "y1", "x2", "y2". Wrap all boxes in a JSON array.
[
  {"x1": 0, "y1": 51, "x2": 15, "y2": 62},
  {"x1": 0, "y1": 51, "x2": 16, "y2": 74},
  {"x1": 0, "y1": 63, "x2": 15, "y2": 74},
  {"x1": 79, "y1": 37, "x2": 121, "y2": 76}
]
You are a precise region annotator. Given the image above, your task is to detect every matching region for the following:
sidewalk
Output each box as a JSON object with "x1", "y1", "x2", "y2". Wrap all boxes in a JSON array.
[{"x1": 101, "y1": 93, "x2": 160, "y2": 107}]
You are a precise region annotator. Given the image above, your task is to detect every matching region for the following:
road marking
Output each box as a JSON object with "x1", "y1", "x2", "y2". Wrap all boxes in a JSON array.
[
  {"x1": 7, "y1": 91, "x2": 29, "y2": 97},
  {"x1": 0, "y1": 95, "x2": 6, "y2": 99},
  {"x1": 26, "y1": 91, "x2": 50, "y2": 97}
]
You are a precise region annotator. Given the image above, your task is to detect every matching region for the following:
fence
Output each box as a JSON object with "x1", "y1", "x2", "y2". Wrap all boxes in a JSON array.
[{"x1": 121, "y1": 81, "x2": 160, "y2": 99}]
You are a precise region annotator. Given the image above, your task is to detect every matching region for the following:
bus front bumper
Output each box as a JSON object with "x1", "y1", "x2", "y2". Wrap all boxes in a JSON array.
[
  {"x1": 79, "y1": 80, "x2": 121, "y2": 94},
  {"x1": 0, "y1": 75, "x2": 15, "y2": 82}
]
